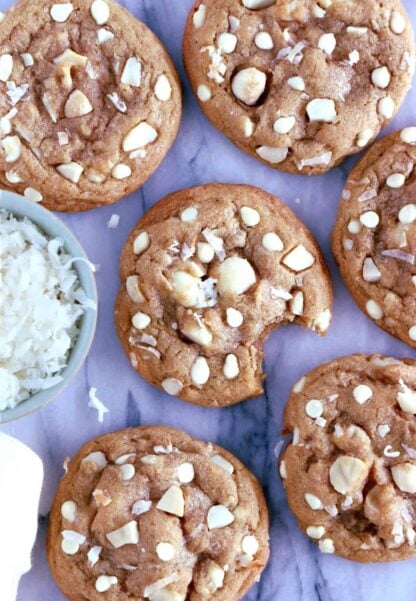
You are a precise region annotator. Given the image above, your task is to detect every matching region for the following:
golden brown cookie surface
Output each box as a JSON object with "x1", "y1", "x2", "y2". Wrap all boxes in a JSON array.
[
  {"x1": 280, "y1": 354, "x2": 416, "y2": 562},
  {"x1": 332, "y1": 129, "x2": 416, "y2": 349},
  {"x1": 183, "y1": 0, "x2": 414, "y2": 174},
  {"x1": 0, "y1": 0, "x2": 181, "y2": 211},
  {"x1": 115, "y1": 184, "x2": 333, "y2": 407},
  {"x1": 47, "y1": 425, "x2": 270, "y2": 601}
]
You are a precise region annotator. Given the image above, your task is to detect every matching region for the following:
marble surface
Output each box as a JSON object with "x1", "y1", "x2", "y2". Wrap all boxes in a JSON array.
[{"x1": 1, "y1": 0, "x2": 416, "y2": 599}]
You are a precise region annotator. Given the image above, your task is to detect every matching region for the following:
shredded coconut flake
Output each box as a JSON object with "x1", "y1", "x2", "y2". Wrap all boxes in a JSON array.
[
  {"x1": 62, "y1": 530, "x2": 86, "y2": 545},
  {"x1": 88, "y1": 387, "x2": 109, "y2": 423},
  {"x1": 202, "y1": 228, "x2": 226, "y2": 261},
  {"x1": 381, "y1": 249, "x2": 415, "y2": 264},
  {"x1": 6, "y1": 81, "x2": 29, "y2": 105},
  {"x1": 0, "y1": 211, "x2": 93, "y2": 410},
  {"x1": 107, "y1": 214, "x2": 120, "y2": 229},
  {"x1": 357, "y1": 189, "x2": 377, "y2": 202},
  {"x1": 87, "y1": 545, "x2": 102, "y2": 566},
  {"x1": 296, "y1": 152, "x2": 332, "y2": 170}
]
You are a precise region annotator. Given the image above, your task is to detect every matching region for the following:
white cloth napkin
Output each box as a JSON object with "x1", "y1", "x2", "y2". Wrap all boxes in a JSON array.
[{"x1": 0, "y1": 433, "x2": 43, "y2": 601}]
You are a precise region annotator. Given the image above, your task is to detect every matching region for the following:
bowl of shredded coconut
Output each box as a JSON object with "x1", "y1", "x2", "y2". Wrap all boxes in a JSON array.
[{"x1": 0, "y1": 192, "x2": 97, "y2": 422}]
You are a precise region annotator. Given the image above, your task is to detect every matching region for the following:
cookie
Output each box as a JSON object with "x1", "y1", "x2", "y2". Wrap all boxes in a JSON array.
[
  {"x1": 332, "y1": 129, "x2": 416, "y2": 348},
  {"x1": 183, "y1": 0, "x2": 415, "y2": 175},
  {"x1": 47, "y1": 425, "x2": 270, "y2": 600},
  {"x1": 0, "y1": 0, "x2": 181, "y2": 211},
  {"x1": 279, "y1": 353, "x2": 416, "y2": 562},
  {"x1": 115, "y1": 183, "x2": 333, "y2": 407}
]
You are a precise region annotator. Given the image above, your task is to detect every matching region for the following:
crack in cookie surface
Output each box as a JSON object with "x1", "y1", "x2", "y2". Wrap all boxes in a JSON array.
[
  {"x1": 183, "y1": 0, "x2": 415, "y2": 174},
  {"x1": 0, "y1": 0, "x2": 181, "y2": 211},
  {"x1": 280, "y1": 354, "x2": 416, "y2": 562},
  {"x1": 115, "y1": 184, "x2": 333, "y2": 407},
  {"x1": 47, "y1": 425, "x2": 270, "y2": 600},
  {"x1": 332, "y1": 129, "x2": 416, "y2": 348}
]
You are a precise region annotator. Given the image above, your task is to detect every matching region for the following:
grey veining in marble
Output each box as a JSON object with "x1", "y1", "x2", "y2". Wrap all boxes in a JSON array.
[{"x1": 1, "y1": 0, "x2": 416, "y2": 599}]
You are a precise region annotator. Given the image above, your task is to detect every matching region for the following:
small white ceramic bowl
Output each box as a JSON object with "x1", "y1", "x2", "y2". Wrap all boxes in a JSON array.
[{"x1": 0, "y1": 191, "x2": 98, "y2": 423}]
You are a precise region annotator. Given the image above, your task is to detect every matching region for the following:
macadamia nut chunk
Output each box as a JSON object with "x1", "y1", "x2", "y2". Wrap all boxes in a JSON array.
[
  {"x1": 47, "y1": 426, "x2": 270, "y2": 601},
  {"x1": 0, "y1": 0, "x2": 181, "y2": 211},
  {"x1": 280, "y1": 354, "x2": 416, "y2": 562},
  {"x1": 183, "y1": 0, "x2": 415, "y2": 174},
  {"x1": 115, "y1": 184, "x2": 332, "y2": 407}
]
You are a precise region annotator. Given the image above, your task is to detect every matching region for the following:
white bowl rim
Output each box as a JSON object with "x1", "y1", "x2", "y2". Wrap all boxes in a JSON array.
[{"x1": 0, "y1": 191, "x2": 98, "y2": 424}]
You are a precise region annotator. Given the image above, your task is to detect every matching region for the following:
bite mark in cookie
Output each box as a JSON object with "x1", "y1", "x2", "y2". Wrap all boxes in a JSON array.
[
  {"x1": 183, "y1": 0, "x2": 415, "y2": 174},
  {"x1": 280, "y1": 354, "x2": 416, "y2": 562},
  {"x1": 332, "y1": 129, "x2": 416, "y2": 348},
  {"x1": 0, "y1": 0, "x2": 181, "y2": 211},
  {"x1": 47, "y1": 425, "x2": 270, "y2": 600},
  {"x1": 115, "y1": 184, "x2": 333, "y2": 407}
]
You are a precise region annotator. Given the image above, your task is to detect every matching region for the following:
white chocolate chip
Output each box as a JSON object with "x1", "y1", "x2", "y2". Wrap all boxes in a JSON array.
[
  {"x1": 120, "y1": 464, "x2": 135, "y2": 481},
  {"x1": 5, "y1": 171, "x2": 22, "y2": 183},
  {"x1": 123, "y1": 122, "x2": 158, "y2": 151},
  {"x1": 378, "y1": 96, "x2": 395, "y2": 119},
  {"x1": 242, "y1": 116, "x2": 255, "y2": 137},
  {"x1": 218, "y1": 257, "x2": 256, "y2": 295},
  {"x1": 377, "y1": 424, "x2": 390, "y2": 438},
  {"x1": 293, "y1": 376, "x2": 306, "y2": 393},
  {"x1": 112, "y1": 164, "x2": 131, "y2": 180},
  {"x1": 181, "y1": 321, "x2": 212, "y2": 346},
  {"x1": 356, "y1": 128, "x2": 373, "y2": 148},
  {"x1": 56, "y1": 162, "x2": 84, "y2": 183},
  {"x1": 283, "y1": 245, "x2": 315, "y2": 272},
  {"x1": 0, "y1": 54, "x2": 13, "y2": 82},
  {"x1": 106, "y1": 521, "x2": 139, "y2": 548},
  {"x1": 306, "y1": 525, "x2": 325, "y2": 539},
  {"x1": 398, "y1": 204, "x2": 416, "y2": 224},
  {"x1": 207, "y1": 505, "x2": 234, "y2": 529},
  {"x1": 304, "y1": 493, "x2": 323, "y2": 510},
  {"x1": 223, "y1": 354, "x2": 239, "y2": 380},
  {"x1": 132, "y1": 499, "x2": 152, "y2": 515},
  {"x1": 371, "y1": 66, "x2": 391, "y2": 89},
  {"x1": 132, "y1": 311, "x2": 151, "y2": 330},
  {"x1": 197, "y1": 84, "x2": 211, "y2": 102},
  {"x1": 156, "y1": 542, "x2": 175, "y2": 562},
  {"x1": 346, "y1": 26, "x2": 368, "y2": 35},
  {"x1": 288, "y1": 76, "x2": 305, "y2": 91},
  {"x1": 256, "y1": 146, "x2": 288, "y2": 163},
  {"x1": 348, "y1": 219, "x2": 360, "y2": 234},
  {"x1": 226, "y1": 307, "x2": 243, "y2": 327},
  {"x1": 212, "y1": 454, "x2": 234, "y2": 474},
  {"x1": 61, "y1": 538, "x2": 80, "y2": 555},
  {"x1": 50, "y1": 3, "x2": 73, "y2": 22},
  {"x1": 262, "y1": 232, "x2": 284, "y2": 252},
  {"x1": 54, "y1": 48, "x2": 87, "y2": 67},
  {"x1": 362, "y1": 257, "x2": 381, "y2": 283},
  {"x1": 87, "y1": 546, "x2": 102, "y2": 566},
  {"x1": 133, "y1": 232, "x2": 150, "y2": 255},
  {"x1": 161, "y1": 378, "x2": 183, "y2": 396},
  {"x1": 401, "y1": 127, "x2": 416, "y2": 144},
  {"x1": 97, "y1": 28, "x2": 114, "y2": 43},
  {"x1": 255, "y1": 31, "x2": 274, "y2": 50},
  {"x1": 273, "y1": 116, "x2": 295, "y2": 134},
  {"x1": 242, "y1": 0, "x2": 276, "y2": 8},
  {"x1": 240, "y1": 206, "x2": 260, "y2": 226},
  {"x1": 193, "y1": 3, "x2": 207, "y2": 28},
  {"x1": 197, "y1": 242, "x2": 214, "y2": 263},
  {"x1": 95, "y1": 576, "x2": 118, "y2": 593},
  {"x1": 319, "y1": 538, "x2": 335, "y2": 553},
  {"x1": 349, "y1": 50, "x2": 360, "y2": 65},
  {"x1": 386, "y1": 173, "x2": 405, "y2": 188},
  {"x1": 305, "y1": 399, "x2": 323, "y2": 418},
  {"x1": 366, "y1": 299, "x2": 383, "y2": 320},
  {"x1": 231, "y1": 67, "x2": 266, "y2": 106},
  {"x1": 171, "y1": 271, "x2": 200, "y2": 307},
  {"x1": 121, "y1": 57, "x2": 142, "y2": 87},
  {"x1": 329, "y1": 455, "x2": 368, "y2": 494},
  {"x1": 155, "y1": 75, "x2": 172, "y2": 101},
  {"x1": 391, "y1": 463, "x2": 416, "y2": 493},
  {"x1": 178, "y1": 462, "x2": 194, "y2": 483},
  {"x1": 191, "y1": 356, "x2": 210, "y2": 385},
  {"x1": 181, "y1": 206, "x2": 198, "y2": 222},
  {"x1": 156, "y1": 486, "x2": 185, "y2": 517},
  {"x1": 317, "y1": 32, "x2": 336, "y2": 55},
  {"x1": 24, "y1": 187, "x2": 43, "y2": 203},
  {"x1": 218, "y1": 32, "x2": 237, "y2": 54},
  {"x1": 64, "y1": 89, "x2": 93, "y2": 118},
  {"x1": 241, "y1": 535, "x2": 259, "y2": 556},
  {"x1": 290, "y1": 291, "x2": 304, "y2": 315},
  {"x1": 61, "y1": 500, "x2": 77, "y2": 522},
  {"x1": 208, "y1": 564, "x2": 225, "y2": 590},
  {"x1": 397, "y1": 380, "x2": 416, "y2": 413},
  {"x1": 360, "y1": 211, "x2": 379, "y2": 228},
  {"x1": 390, "y1": 11, "x2": 406, "y2": 34},
  {"x1": 306, "y1": 98, "x2": 337, "y2": 122},
  {"x1": 91, "y1": 0, "x2": 109, "y2": 25},
  {"x1": 21, "y1": 53, "x2": 34, "y2": 67},
  {"x1": 82, "y1": 451, "x2": 107, "y2": 470},
  {"x1": 2, "y1": 136, "x2": 21, "y2": 162},
  {"x1": 409, "y1": 326, "x2": 416, "y2": 341},
  {"x1": 352, "y1": 384, "x2": 373, "y2": 404}
]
